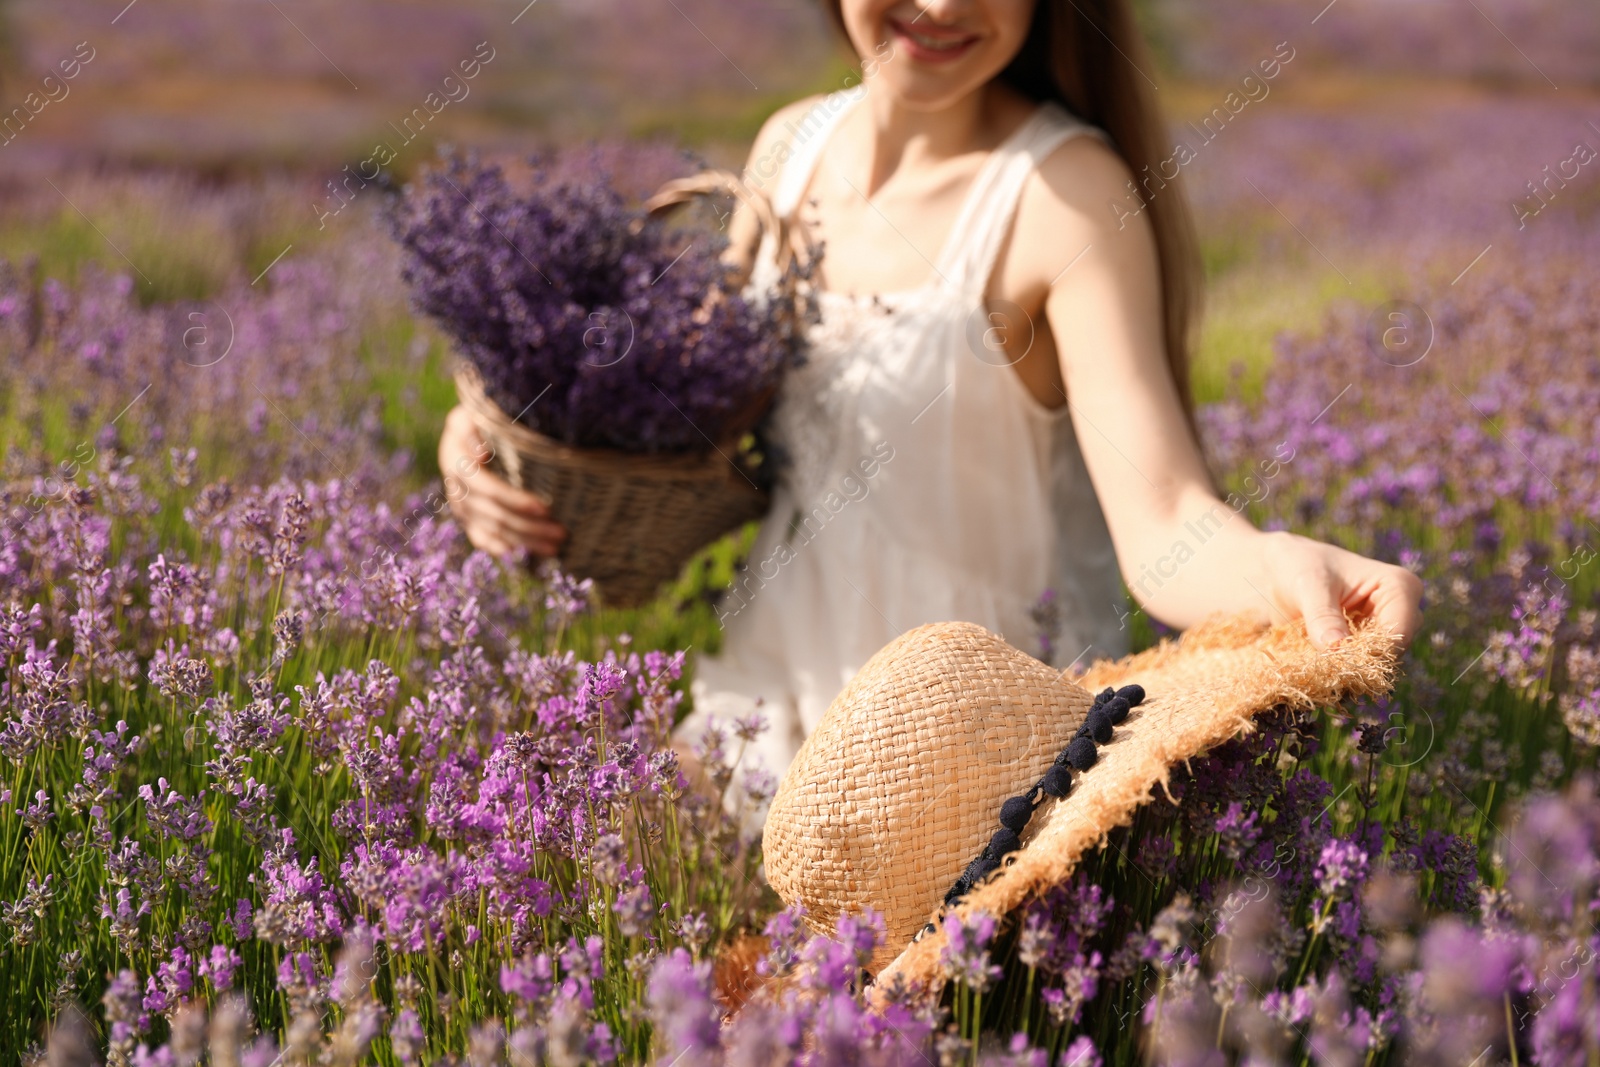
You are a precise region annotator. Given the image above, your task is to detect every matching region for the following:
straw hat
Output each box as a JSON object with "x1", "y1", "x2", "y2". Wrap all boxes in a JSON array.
[{"x1": 761, "y1": 611, "x2": 1399, "y2": 987}]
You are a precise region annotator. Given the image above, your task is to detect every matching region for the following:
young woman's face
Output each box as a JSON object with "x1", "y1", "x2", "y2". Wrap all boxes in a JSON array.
[{"x1": 840, "y1": 0, "x2": 1036, "y2": 111}]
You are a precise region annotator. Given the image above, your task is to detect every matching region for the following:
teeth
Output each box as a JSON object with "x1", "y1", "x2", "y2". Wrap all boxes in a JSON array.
[{"x1": 906, "y1": 30, "x2": 967, "y2": 51}]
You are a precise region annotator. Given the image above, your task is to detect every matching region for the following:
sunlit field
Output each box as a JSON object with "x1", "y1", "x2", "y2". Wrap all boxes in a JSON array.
[{"x1": 3, "y1": 0, "x2": 1599, "y2": 1063}]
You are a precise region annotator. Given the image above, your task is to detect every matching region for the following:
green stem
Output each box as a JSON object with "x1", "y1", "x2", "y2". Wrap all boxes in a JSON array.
[
  {"x1": 1505, "y1": 991, "x2": 1520, "y2": 1067},
  {"x1": 1021, "y1": 965, "x2": 1035, "y2": 1042}
]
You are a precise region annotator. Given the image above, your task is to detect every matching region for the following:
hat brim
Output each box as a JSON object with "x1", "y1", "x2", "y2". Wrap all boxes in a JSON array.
[{"x1": 868, "y1": 611, "x2": 1399, "y2": 998}]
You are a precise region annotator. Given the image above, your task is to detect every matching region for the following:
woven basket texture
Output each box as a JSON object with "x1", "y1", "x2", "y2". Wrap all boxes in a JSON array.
[
  {"x1": 763, "y1": 611, "x2": 1399, "y2": 985},
  {"x1": 454, "y1": 365, "x2": 768, "y2": 607},
  {"x1": 448, "y1": 168, "x2": 802, "y2": 607}
]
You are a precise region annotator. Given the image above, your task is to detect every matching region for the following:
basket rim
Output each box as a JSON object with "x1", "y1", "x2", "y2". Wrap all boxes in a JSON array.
[{"x1": 453, "y1": 363, "x2": 762, "y2": 481}]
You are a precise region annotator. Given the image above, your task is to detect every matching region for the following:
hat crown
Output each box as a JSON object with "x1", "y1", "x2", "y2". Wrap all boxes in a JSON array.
[{"x1": 763, "y1": 621, "x2": 1092, "y2": 968}]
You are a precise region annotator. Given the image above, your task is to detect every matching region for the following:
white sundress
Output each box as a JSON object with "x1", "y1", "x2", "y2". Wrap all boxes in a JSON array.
[{"x1": 680, "y1": 86, "x2": 1131, "y2": 807}]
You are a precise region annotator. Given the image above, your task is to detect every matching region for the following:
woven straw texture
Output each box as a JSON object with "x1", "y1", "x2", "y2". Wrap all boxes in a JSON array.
[
  {"x1": 763, "y1": 622, "x2": 1097, "y2": 966},
  {"x1": 454, "y1": 365, "x2": 768, "y2": 607},
  {"x1": 764, "y1": 611, "x2": 1399, "y2": 983}
]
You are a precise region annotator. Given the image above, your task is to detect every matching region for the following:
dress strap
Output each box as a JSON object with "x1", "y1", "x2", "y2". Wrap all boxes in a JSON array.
[
  {"x1": 936, "y1": 102, "x2": 1110, "y2": 298},
  {"x1": 770, "y1": 85, "x2": 869, "y2": 220}
]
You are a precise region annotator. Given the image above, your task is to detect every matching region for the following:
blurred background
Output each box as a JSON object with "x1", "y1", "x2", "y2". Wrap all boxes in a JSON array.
[
  {"x1": 2, "y1": 0, "x2": 1596, "y2": 405},
  {"x1": 3, "y1": 7, "x2": 1599, "y2": 1058},
  {"x1": 1, "y1": 0, "x2": 1597, "y2": 533}
]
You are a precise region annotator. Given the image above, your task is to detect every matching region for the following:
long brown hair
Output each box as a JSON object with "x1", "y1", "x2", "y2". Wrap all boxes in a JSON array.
[{"x1": 819, "y1": 0, "x2": 1205, "y2": 449}]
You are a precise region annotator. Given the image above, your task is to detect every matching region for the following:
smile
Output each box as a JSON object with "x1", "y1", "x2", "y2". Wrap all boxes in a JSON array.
[{"x1": 887, "y1": 16, "x2": 980, "y2": 62}]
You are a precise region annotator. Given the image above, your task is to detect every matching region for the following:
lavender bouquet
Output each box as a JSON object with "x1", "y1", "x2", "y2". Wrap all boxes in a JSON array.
[{"x1": 388, "y1": 149, "x2": 803, "y2": 455}]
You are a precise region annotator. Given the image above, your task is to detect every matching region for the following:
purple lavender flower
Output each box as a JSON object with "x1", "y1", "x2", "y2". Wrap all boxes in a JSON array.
[
  {"x1": 779, "y1": 910, "x2": 881, "y2": 1000},
  {"x1": 387, "y1": 150, "x2": 797, "y2": 454},
  {"x1": 940, "y1": 910, "x2": 1003, "y2": 994},
  {"x1": 613, "y1": 883, "x2": 655, "y2": 939},
  {"x1": 389, "y1": 1009, "x2": 425, "y2": 1067},
  {"x1": 199, "y1": 943, "x2": 242, "y2": 991},
  {"x1": 1483, "y1": 585, "x2": 1567, "y2": 691},
  {"x1": 0, "y1": 601, "x2": 43, "y2": 659},
  {"x1": 1416, "y1": 918, "x2": 1523, "y2": 1063},
  {"x1": 542, "y1": 564, "x2": 595, "y2": 622},
  {"x1": 1029, "y1": 587, "x2": 1062, "y2": 665},
  {"x1": 229, "y1": 899, "x2": 253, "y2": 940},
  {"x1": 1061, "y1": 1035, "x2": 1102, "y2": 1067},
  {"x1": 757, "y1": 905, "x2": 809, "y2": 979},
  {"x1": 1314, "y1": 839, "x2": 1370, "y2": 899},
  {"x1": 1214, "y1": 801, "x2": 1262, "y2": 862},
  {"x1": 147, "y1": 649, "x2": 212, "y2": 702},
  {"x1": 1529, "y1": 959, "x2": 1600, "y2": 1067},
  {"x1": 138, "y1": 779, "x2": 212, "y2": 843},
  {"x1": 102, "y1": 968, "x2": 144, "y2": 1061},
  {"x1": 502, "y1": 951, "x2": 555, "y2": 1006},
  {"x1": 647, "y1": 948, "x2": 721, "y2": 1063},
  {"x1": 1505, "y1": 788, "x2": 1600, "y2": 922},
  {"x1": 1144, "y1": 964, "x2": 1224, "y2": 1067}
]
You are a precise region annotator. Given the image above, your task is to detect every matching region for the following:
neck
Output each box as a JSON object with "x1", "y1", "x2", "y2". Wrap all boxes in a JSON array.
[{"x1": 854, "y1": 82, "x2": 1008, "y2": 197}]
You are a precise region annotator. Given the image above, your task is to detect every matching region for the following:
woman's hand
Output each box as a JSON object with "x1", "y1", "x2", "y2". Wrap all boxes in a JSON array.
[
  {"x1": 438, "y1": 405, "x2": 567, "y2": 558},
  {"x1": 1259, "y1": 530, "x2": 1424, "y2": 652}
]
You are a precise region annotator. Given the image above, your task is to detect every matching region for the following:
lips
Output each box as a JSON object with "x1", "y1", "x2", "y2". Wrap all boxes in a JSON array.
[{"x1": 886, "y1": 15, "x2": 980, "y2": 63}]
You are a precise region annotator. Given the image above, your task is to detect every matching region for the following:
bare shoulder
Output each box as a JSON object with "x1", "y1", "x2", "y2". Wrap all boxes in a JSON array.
[
  {"x1": 1007, "y1": 128, "x2": 1158, "y2": 289},
  {"x1": 1021, "y1": 131, "x2": 1142, "y2": 241},
  {"x1": 723, "y1": 93, "x2": 829, "y2": 276},
  {"x1": 741, "y1": 93, "x2": 830, "y2": 196}
]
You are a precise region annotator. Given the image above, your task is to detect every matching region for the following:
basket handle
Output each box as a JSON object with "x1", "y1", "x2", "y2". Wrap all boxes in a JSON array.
[{"x1": 642, "y1": 168, "x2": 800, "y2": 276}]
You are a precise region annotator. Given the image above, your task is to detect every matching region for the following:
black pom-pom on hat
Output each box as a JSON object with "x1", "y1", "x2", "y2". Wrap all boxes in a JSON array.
[
  {"x1": 1067, "y1": 735, "x2": 1098, "y2": 771},
  {"x1": 1040, "y1": 763, "x2": 1072, "y2": 798},
  {"x1": 999, "y1": 795, "x2": 1034, "y2": 833},
  {"x1": 988, "y1": 827, "x2": 1021, "y2": 859},
  {"x1": 939, "y1": 678, "x2": 1149, "y2": 911}
]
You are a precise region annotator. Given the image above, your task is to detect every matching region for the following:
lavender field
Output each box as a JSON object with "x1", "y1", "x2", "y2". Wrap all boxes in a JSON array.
[{"x1": 3, "y1": 0, "x2": 1600, "y2": 1064}]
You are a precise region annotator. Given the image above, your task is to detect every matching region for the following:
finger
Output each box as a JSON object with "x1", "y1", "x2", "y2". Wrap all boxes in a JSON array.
[
  {"x1": 488, "y1": 512, "x2": 562, "y2": 549},
  {"x1": 474, "y1": 498, "x2": 566, "y2": 543},
  {"x1": 1366, "y1": 568, "x2": 1424, "y2": 651},
  {"x1": 1295, "y1": 566, "x2": 1351, "y2": 650},
  {"x1": 474, "y1": 526, "x2": 560, "y2": 561},
  {"x1": 469, "y1": 470, "x2": 554, "y2": 518},
  {"x1": 465, "y1": 526, "x2": 512, "y2": 557},
  {"x1": 452, "y1": 490, "x2": 548, "y2": 537},
  {"x1": 1329, "y1": 568, "x2": 1422, "y2": 652},
  {"x1": 480, "y1": 508, "x2": 568, "y2": 556}
]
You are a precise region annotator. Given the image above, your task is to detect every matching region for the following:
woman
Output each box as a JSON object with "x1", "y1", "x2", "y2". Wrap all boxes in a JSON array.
[{"x1": 439, "y1": 0, "x2": 1423, "y2": 810}]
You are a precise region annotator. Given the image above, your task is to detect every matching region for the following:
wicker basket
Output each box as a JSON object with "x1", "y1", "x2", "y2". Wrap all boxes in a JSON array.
[
  {"x1": 450, "y1": 170, "x2": 815, "y2": 606},
  {"x1": 454, "y1": 364, "x2": 770, "y2": 607}
]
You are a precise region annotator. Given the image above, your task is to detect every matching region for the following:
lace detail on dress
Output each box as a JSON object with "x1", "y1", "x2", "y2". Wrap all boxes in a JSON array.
[{"x1": 767, "y1": 288, "x2": 930, "y2": 509}]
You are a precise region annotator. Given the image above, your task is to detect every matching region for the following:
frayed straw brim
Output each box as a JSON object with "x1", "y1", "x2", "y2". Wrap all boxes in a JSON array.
[{"x1": 762, "y1": 612, "x2": 1399, "y2": 987}]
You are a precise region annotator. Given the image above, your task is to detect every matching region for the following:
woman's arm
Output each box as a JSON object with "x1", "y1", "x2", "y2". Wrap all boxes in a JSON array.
[{"x1": 1028, "y1": 139, "x2": 1421, "y2": 650}]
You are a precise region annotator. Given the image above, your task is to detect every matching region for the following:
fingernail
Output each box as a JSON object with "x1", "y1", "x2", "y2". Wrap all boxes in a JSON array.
[{"x1": 1321, "y1": 629, "x2": 1344, "y2": 647}]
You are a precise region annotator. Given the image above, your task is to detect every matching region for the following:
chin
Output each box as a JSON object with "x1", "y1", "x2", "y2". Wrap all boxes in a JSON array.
[
  {"x1": 842, "y1": 1, "x2": 1032, "y2": 109},
  {"x1": 872, "y1": 65, "x2": 992, "y2": 111},
  {"x1": 867, "y1": 43, "x2": 1015, "y2": 112}
]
